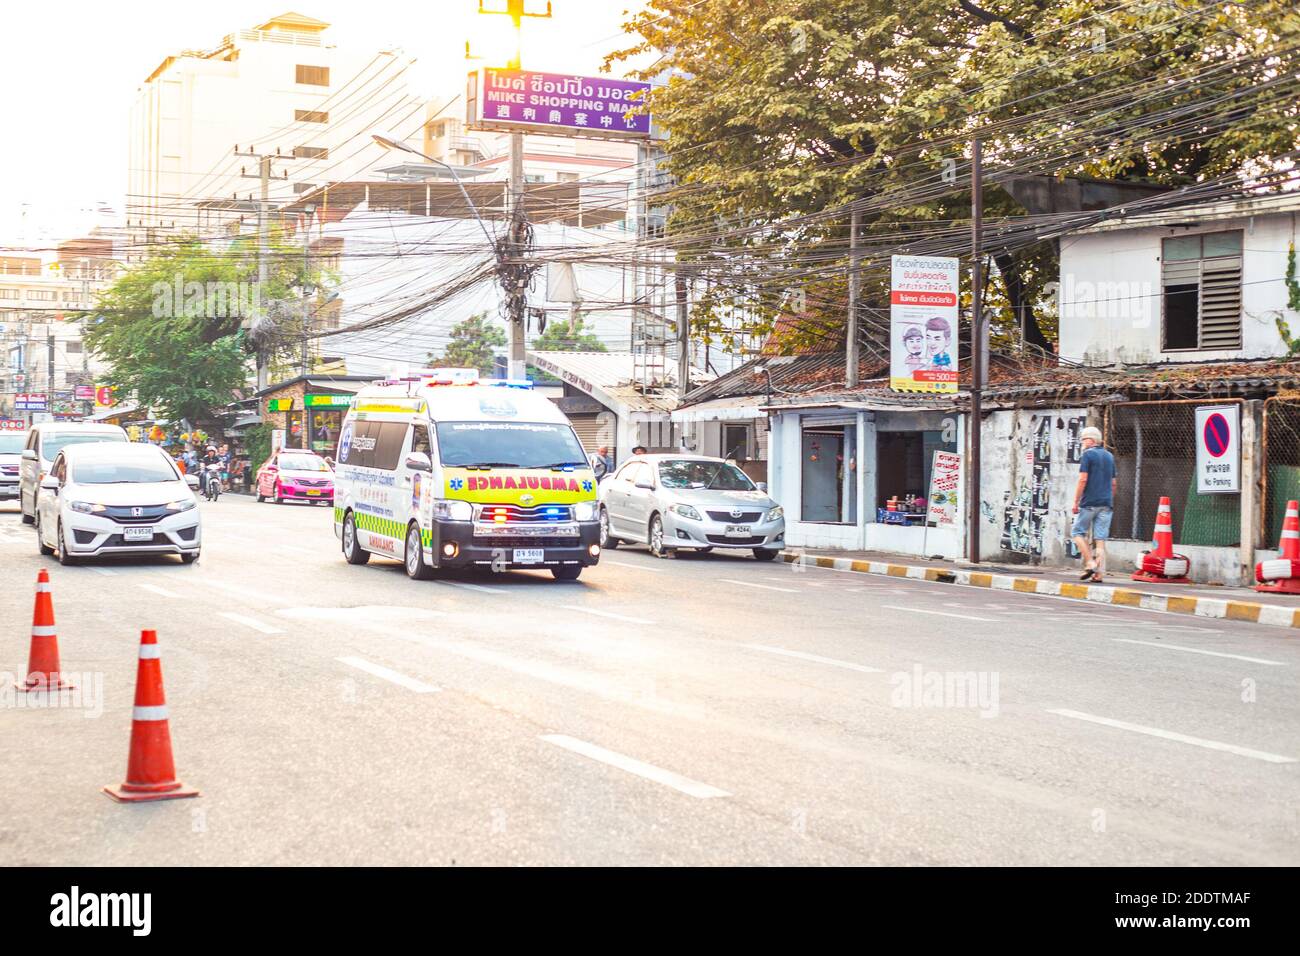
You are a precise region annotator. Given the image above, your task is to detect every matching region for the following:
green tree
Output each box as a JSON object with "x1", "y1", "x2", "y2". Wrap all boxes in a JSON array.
[
  {"x1": 531, "y1": 318, "x2": 607, "y2": 352},
  {"x1": 610, "y1": 1, "x2": 1299, "y2": 352},
  {"x1": 428, "y1": 312, "x2": 506, "y2": 376},
  {"x1": 84, "y1": 234, "x2": 329, "y2": 424}
]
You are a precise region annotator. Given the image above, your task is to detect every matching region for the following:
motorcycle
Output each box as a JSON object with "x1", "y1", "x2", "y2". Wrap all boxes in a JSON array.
[{"x1": 202, "y1": 462, "x2": 223, "y2": 502}]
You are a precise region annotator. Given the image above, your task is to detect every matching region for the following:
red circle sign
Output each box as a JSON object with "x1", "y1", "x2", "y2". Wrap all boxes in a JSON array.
[
  {"x1": 95, "y1": 386, "x2": 114, "y2": 406},
  {"x1": 1203, "y1": 412, "x2": 1230, "y2": 458}
]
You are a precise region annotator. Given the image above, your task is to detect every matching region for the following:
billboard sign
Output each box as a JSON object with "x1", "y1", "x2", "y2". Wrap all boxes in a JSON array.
[
  {"x1": 468, "y1": 68, "x2": 651, "y2": 139},
  {"x1": 15, "y1": 392, "x2": 47, "y2": 411},
  {"x1": 889, "y1": 255, "x2": 960, "y2": 394},
  {"x1": 926, "y1": 451, "x2": 962, "y2": 527}
]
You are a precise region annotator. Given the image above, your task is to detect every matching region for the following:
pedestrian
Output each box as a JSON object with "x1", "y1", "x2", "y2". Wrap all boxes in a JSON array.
[
  {"x1": 632, "y1": 445, "x2": 647, "y2": 456},
  {"x1": 1071, "y1": 425, "x2": 1117, "y2": 583},
  {"x1": 589, "y1": 445, "x2": 613, "y2": 479}
]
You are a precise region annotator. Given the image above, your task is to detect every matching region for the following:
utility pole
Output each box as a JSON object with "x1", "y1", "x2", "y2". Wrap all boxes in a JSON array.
[
  {"x1": 846, "y1": 204, "x2": 861, "y2": 388},
  {"x1": 675, "y1": 269, "x2": 690, "y2": 398},
  {"x1": 47, "y1": 333, "x2": 55, "y2": 399},
  {"x1": 236, "y1": 147, "x2": 291, "y2": 390},
  {"x1": 300, "y1": 204, "x2": 315, "y2": 377},
  {"x1": 480, "y1": 0, "x2": 552, "y2": 380},
  {"x1": 968, "y1": 137, "x2": 985, "y2": 564}
]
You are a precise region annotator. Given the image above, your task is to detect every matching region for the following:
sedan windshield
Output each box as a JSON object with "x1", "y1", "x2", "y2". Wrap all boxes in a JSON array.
[
  {"x1": 0, "y1": 434, "x2": 25, "y2": 454},
  {"x1": 279, "y1": 454, "x2": 329, "y2": 472},
  {"x1": 74, "y1": 458, "x2": 178, "y2": 484},
  {"x1": 658, "y1": 459, "x2": 755, "y2": 491},
  {"x1": 436, "y1": 421, "x2": 587, "y2": 469},
  {"x1": 44, "y1": 433, "x2": 127, "y2": 461}
]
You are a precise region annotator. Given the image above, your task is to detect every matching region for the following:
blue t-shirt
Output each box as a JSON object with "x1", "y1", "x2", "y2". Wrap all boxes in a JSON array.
[{"x1": 1079, "y1": 446, "x2": 1116, "y2": 508}]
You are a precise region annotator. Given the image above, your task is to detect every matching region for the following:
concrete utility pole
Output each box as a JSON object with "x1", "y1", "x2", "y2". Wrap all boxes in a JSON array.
[
  {"x1": 675, "y1": 269, "x2": 690, "y2": 398},
  {"x1": 300, "y1": 205, "x2": 315, "y2": 377},
  {"x1": 236, "y1": 148, "x2": 292, "y2": 391},
  {"x1": 968, "y1": 137, "x2": 985, "y2": 564},
  {"x1": 846, "y1": 204, "x2": 861, "y2": 388},
  {"x1": 480, "y1": 0, "x2": 552, "y2": 380}
]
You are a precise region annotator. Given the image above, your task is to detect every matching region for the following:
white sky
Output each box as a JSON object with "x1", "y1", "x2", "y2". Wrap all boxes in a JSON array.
[{"x1": 0, "y1": 1, "x2": 649, "y2": 244}]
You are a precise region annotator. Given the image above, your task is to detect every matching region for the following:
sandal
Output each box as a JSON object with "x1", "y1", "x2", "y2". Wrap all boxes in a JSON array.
[
  {"x1": 1079, "y1": 566, "x2": 1096, "y2": 580},
  {"x1": 1087, "y1": 571, "x2": 1105, "y2": 583}
]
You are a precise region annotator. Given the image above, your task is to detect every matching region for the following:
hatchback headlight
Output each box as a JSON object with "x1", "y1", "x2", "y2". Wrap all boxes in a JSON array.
[
  {"x1": 433, "y1": 498, "x2": 474, "y2": 522},
  {"x1": 573, "y1": 500, "x2": 597, "y2": 522},
  {"x1": 765, "y1": 505, "x2": 784, "y2": 523},
  {"x1": 166, "y1": 498, "x2": 197, "y2": 512},
  {"x1": 669, "y1": 503, "x2": 702, "y2": 521},
  {"x1": 70, "y1": 501, "x2": 106, "y2": 514}
]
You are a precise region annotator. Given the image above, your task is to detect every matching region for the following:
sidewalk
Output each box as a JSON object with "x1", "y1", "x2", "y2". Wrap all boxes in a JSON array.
[{"x1": 780, "y1": 547, "x2": 1300, "y2": 631}]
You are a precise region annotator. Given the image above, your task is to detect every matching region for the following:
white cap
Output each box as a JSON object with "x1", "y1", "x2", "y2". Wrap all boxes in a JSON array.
[{"x1": 1081, "y1": 426, "x2": 1103, "y2": 443}]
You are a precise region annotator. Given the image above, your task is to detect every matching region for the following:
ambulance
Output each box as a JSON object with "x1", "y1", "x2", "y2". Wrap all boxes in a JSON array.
[{"x1": 332, "y1": 369, "x2": 602, "y2": 580}]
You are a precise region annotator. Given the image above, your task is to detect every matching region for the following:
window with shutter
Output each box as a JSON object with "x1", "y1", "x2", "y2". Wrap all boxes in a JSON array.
[
  {"x1": 295, "y1": 65, "x2": 330, "y2": 86},
  {"x1": 1160, "y1": 231, "x2": 1242, "y2": 351},
  {"x1": 295, "y1": 109, "x2": 329, "y2": 124}
]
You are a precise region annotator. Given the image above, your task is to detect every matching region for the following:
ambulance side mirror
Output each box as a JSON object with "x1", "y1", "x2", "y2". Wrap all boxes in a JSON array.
[{"x1": 405, "y1": 452, "x2": 432, "y2": 473}]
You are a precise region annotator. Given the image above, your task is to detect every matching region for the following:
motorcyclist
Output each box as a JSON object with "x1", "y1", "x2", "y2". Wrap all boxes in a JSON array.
[{"x1": 199, "y1": 445, "x2": 222, "y2": 496}]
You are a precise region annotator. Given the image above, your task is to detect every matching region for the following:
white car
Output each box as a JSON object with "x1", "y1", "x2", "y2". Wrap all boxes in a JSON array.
[
  {"x1": 36, "y1": 442, "x2": 202, "y2": 565},
  {"x1": 19, "y1": 421, "x2": 129, "y2": 524},
  {"x1": 0, "y1": 429, "x2": 27, "y2": 503}
]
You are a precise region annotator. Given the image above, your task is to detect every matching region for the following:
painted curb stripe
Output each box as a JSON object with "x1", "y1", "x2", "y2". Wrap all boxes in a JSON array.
[{"x1": 779, "y1": 551, "x2": 1300, "y2": 631}]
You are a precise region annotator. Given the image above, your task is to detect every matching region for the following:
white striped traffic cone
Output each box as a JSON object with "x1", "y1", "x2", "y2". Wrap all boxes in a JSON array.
[
  {"x1": 1256, "y1": 500, "x2": 1300, "y2": 594},
  {"x1": 1133, "y1": 496, "x2": 1190, "y2": 584}
]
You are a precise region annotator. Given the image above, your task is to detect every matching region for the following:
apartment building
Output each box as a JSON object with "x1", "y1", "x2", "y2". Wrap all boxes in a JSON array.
[{"x1": 126, "y1": 11, "x2": 414, "y2": 257}]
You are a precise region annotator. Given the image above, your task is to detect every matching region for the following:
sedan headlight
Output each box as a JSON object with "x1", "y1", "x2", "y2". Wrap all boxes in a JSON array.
[
  {"x1": 573, "y1": 500, "x2": 597, "y2": 522},
  {"x1": 69, "y1": 501, "x2": 106, "y2": 514},
  {"x1": 433, "y1": 498, "x2": 474, "y2": 522},
  {"x1": 764, "y1": 505, "x2": 784, "y2": 523},
  {"x1": 166, "y1": 498, "x2": 197, "y2": 512},
  {"x1": 669, "y1": 503, "x2": 702, "y2": 521}
]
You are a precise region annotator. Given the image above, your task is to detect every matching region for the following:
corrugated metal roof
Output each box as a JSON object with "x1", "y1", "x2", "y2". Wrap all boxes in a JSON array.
[{"x1": 527, "y1": 350, "x2": 714, "y2": 416}]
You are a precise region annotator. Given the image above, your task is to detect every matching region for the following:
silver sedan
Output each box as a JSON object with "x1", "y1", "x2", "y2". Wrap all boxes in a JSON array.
[{"x1": 598, "y1": 454, "x2": 785, "y2": 560}]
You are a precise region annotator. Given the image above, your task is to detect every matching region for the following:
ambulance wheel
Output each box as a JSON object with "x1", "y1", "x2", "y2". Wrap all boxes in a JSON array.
[
  {"x1": 405, "y1": 523, "x2": 432, "y2": 580},
  {"x1": 552, "y1": 565, "x2": 583, "y2": 581},
  {"x1": 342, "y1": 512, "x2": 369, "y2": 566}
]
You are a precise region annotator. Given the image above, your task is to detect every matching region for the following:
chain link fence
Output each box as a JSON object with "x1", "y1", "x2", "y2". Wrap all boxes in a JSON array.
[
  {"x1": 1264, "y1": 398, "x2": 1300, "y2": 546},
  {"x1": 1104, "y1": 400, "x2": 1241, "y2": 547}
]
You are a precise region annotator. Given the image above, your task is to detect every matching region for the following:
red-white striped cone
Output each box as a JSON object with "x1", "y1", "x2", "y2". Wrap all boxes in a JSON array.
[
  {"x1": 1256, "y1": 500, "x2": 1300, "y2": 594},
  {"x1": 1133, "y1": 496, "x2": 1191, "y2": 584},
  {"x1": 14, "y1": 569, "x2": 74, "y2": 692},
  {"x1": 102, "y1": 630, "x2": 199, "y2": 803}
]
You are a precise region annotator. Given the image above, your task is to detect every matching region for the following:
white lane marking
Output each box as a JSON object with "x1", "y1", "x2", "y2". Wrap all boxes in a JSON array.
[
  {"x1": 541, "y1": 734, "x2": 730, "y2": 798},
  {"x1": 137, "y1": 583, "x2": 180, "y2": 598},
  {"x1": 560, "y1": 605, "x2": 654, "y2": 625},
  {"x1": 742, "y1": 644, "x2": 884, "y2": 674},
  {"x1": 719, "y1": 578, "x2": 800, "y2": 593},
  {"x1": 276, "y1": 544, "x2": 318, "y2": 557},
  {"x1": 880, "y1": 604, "x2": 997, "y2": 622},
  {"x1": 218, "y1": 612, "x2": 284, "y2": 635},
  {"x1": 337, "y1": 656, "x2": 439, "y2": 693},
  {"x1": 438, "y1": 580, "x2": 506, "y2": 594},
  {"x1": 85, "y1": 566, "x2": 117, "y2": 576},
  {"x1": 1047, "y1": 709, "x2": 1297, "y2": 764},
  {"x1": 196, "y1": 578, "x2": 285, "y2": 606},
  {"x1": 600, "y1": 559, "x2": 662, "y2": 572},
  {"x1": 1112, "y1": 639, "x2": 1286, "y2": 666}
]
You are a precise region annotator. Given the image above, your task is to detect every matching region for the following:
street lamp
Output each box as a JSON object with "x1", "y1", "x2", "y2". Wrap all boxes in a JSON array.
[{"x1": 369, "y1": 131, "x2": 497, "y2": 249}]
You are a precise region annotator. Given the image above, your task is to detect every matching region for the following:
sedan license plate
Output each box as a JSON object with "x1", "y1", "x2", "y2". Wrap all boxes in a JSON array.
[
  {"x1": 124, "y1": 526, "x2": 154, "y2": 541},
  {"x1": 724, "y1": 524, "x2": 752, "y2": 538},
  {"x1": 306, "y1": 489, "x2": 322, "y2": 496},
  {"x1": 513, "y1": 548, "x2": 544, "y2": 564}
]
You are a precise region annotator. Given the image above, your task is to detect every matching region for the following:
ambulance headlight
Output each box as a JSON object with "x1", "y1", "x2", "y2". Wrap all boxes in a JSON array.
[
  {"x1": 573, "y1": 501, "x2": 597, "y2": 522},
  {"x1": 432, "y1": 499, "x2": 473, "y2": 522}
]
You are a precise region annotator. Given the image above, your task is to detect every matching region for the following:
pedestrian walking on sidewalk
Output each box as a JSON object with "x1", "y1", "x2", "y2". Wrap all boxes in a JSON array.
[{"x1": 1071, "y1": 426, "x2": 1117, "y2": 583}]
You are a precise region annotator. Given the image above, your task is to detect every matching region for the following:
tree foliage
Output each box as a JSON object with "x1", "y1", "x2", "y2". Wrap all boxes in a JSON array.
[
  {"x1": 531, "y1": 318, "x2": 608, "y2": 352},
  {"x1": 429, "y1": 312, "x2": 507, "y2": 376},
  {"x1": 610, "y1": 0, "x2": 1300, "y2": 353}
]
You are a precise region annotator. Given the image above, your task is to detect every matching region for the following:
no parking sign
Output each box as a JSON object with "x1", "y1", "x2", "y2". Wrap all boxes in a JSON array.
[{"x1": 1195, "y1": 405, "x2": 1240, "y2": 494}]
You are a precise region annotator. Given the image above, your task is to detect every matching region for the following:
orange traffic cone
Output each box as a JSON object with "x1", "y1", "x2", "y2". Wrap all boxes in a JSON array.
[
  {"x1": 102, "y1": 630, "x2": 199, "y2": 803},
  {"x1": 14, "y1": 569, "x2": 74, "y2": 692},
  {"x1": 1132, "y1": 496, "x2": 1190, "y2": 584},
  {"x1": 1256, "y1": 500, "x2": 1300, "y2": 594}
]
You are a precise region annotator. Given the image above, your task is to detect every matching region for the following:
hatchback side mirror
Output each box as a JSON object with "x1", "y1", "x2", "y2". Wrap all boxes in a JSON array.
[
  {"x1": 404, "y1": 452, "x2": 432, "y2": 472},
  {"x1": 185, "y1": 475, "x2": 200, "y2": 489},
  {"x1": 22, "y1": 449, "x2": 37, "y2": 461},
  {"x1": 40, "y1": 475, "x2": 60, "y2": 492}
]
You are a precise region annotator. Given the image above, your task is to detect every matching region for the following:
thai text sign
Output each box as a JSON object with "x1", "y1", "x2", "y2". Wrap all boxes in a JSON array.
[
  {"x1": 471, "y1": 69, "x2": 650, "y2": 138},
  {"x1": 890, "y1": 255, "x2": 960, "y2": 394},
  {"x1": 927, "y1": 451, "x2": 962, "y2": 527}
]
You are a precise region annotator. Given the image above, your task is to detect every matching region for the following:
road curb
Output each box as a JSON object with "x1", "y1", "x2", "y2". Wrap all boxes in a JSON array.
[{"x1": 780, "y1": 551, "x2": 1300, "y2": 631}]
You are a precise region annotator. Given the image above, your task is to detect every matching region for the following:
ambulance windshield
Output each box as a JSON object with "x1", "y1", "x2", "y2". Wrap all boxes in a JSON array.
[{"x1": 436, "y1": 421, "x2": 587, "y2": 469}]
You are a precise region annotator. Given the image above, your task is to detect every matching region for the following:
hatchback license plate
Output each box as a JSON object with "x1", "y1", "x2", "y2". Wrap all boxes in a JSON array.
[
  {"x1": 514, "y1": 548, "x2": 544, "y2": 564},
  {"x1": 724, "y1": 525, "x2": 752, "y2": 537},
  {"x1": 124, "y1": 526, "x2": 154, "y2": 541}
]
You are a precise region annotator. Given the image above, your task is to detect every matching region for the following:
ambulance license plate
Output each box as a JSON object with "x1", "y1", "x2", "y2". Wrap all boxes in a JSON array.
[
  {"x1": 124, "y1": 526, "x2": 154, "y2": 541},
  {"x1": 513, "y1": 548, "x2": 544, "y2": 564}
]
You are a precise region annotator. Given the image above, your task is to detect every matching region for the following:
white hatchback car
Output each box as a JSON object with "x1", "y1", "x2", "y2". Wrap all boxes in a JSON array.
[{"x1": 36, "y1": 442, "x2": 202, "y2": 565}]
